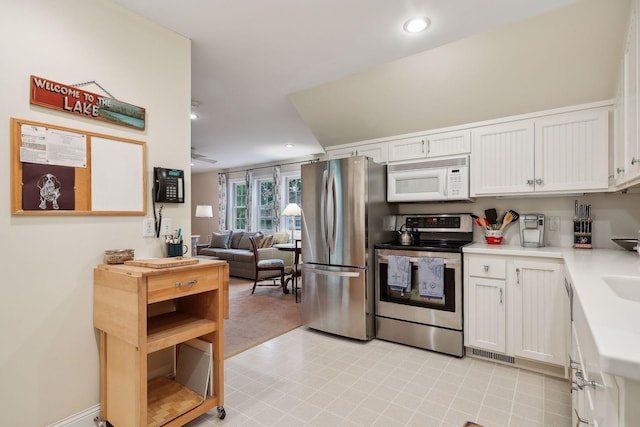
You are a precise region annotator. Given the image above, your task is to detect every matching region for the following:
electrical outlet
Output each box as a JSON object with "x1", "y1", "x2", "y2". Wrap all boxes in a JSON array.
[
  {"x1": 160, "y1": 217, "x2": 173, "y2": 236},
  {"x1": 142, "y1": 218, "x2": 155, "y2": 237},
  {"x1": 550, "y1": 216, "x2": 560, "y2": 231}
]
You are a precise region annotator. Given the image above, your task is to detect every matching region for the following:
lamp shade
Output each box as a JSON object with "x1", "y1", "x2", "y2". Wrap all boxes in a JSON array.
[
  {"x1": 195, "y1": 205, "x2": 213, "y2": 218},
  {"x1": 281, "y1": 203, "x2": 301, "y2": 216}
]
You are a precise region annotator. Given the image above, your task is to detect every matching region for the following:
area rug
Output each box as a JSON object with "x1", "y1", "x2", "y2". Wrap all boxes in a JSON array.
[{"x1": 224, "y1": 277, "x2": 302, "y2": 358}]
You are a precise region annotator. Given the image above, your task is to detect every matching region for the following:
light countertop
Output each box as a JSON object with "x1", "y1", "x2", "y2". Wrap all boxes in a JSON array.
[{"x1": 463, "y1": 243, "x2": 640, "y2": 380}]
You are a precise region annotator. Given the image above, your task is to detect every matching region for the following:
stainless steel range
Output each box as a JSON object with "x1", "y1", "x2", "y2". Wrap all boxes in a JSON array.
[{"x1": 374, "y1": 213, "x2": 473, "y2": 357}]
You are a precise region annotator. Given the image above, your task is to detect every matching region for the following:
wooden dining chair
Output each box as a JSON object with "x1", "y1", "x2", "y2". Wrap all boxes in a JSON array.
[
  {"x1": 248, "y1": 235, "x2": 286, "y2": 295},
  {"x1": 291, "y1": 239, "x2": 302, "y2": 303}
]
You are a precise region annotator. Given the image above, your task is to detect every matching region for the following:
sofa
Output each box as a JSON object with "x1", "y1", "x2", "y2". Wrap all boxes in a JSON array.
[{"x1": 197, "y1": 230, "x2": 293, "y2": 280}]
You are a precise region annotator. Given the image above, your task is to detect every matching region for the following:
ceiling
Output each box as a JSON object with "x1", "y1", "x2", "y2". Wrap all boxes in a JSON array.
[{"x1": 113, "y1": 0, "x2": 626, "y2": 173}]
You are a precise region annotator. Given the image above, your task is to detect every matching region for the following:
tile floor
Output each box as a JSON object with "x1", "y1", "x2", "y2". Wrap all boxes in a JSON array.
[{"x1": 187, "y1": 327, "x2": 572, "y2": 427}]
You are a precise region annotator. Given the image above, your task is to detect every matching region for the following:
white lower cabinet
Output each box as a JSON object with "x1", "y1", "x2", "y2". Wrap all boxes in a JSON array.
[
  {"x1": 511, "y1": 260, "x2": 565, "y2": 365},
  {"x1": 467, "y1": 276, "x2": 506, "y2": 353},
  {"x1": 464, "y1": 253, "x2": 566, "y2": 367},
  {"x1": 571, "y1": 303, "x2": 620, "y2": 426}
]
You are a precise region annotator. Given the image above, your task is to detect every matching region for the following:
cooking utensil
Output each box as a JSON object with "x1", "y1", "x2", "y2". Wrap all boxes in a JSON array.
[
  {"x1": 485, "y1": 209, "x2": 498, "y2": 226},
  {"x1": 499, "y1": 211, "x2": 515, "y2": 231}
]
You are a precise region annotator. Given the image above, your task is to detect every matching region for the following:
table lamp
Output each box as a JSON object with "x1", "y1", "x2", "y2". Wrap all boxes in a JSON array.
[
  {"x1": 195, "y1": 204, "x2": 213, "y2": 242},
  {"x1": 281, "y1": 203, "x2": 301, "y2": 243}
]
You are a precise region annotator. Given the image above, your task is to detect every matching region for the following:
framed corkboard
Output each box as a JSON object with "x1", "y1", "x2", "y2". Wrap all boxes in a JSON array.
[{"x1": 11, "y1": 118, "x2": 147, "y2": 215}]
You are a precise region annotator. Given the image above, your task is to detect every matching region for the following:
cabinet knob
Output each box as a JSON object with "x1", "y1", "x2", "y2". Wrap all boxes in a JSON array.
[
  {"x1": 535, "y1": 178, "x2": 543, "y2": 185},
  {"x1": 527, "y1": 179, "x2": 534, "y2": 185},
  {"x1": 632, "y1": 157, "x2": 639, "y2": 165},
  {"x1": 617, "y1": 167, "x2": 625, "y2": 174},
  {"x1": 483, "y1": 265, "x2": 489, "y2": 272}
]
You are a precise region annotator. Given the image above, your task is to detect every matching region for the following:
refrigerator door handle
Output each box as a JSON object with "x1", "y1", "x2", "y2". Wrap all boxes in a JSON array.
[
  {"x1": 328, "y1": 168, "x2": 338, "y2": 253},
  {"x1": 320, "y1": 169, "x2": 329, "y2": 251}
]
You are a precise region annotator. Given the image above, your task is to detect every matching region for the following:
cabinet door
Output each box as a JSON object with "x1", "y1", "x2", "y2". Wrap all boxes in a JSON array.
[
  {"x1": 325, "y1": 147, "x2": 355, "y2": 160},
  {"x1": 387, "y1": 136, "x2": 427, "y2": 162},
  {"x1": 534, "y1": 110, "x2": 609, "y2": 193},
  {"x1": 470, "y1": 120, "x2": 535, "y2": 196},
  {"x1": 511, "y1": 260, "x2": 565, "y2": 365},
  {"x1": 356, "y1": 142, "x2": 387, "y2": 164},
  {"x1": 326, "y1": 143, "x2": 387, "y2": 164},
  {"x1": 426, "y1": 130, "x2": 470, "y2": 158},
  {"x1": 624, "y1": 2, "x2": 640, "y2": 179},
  {"x1": 466, "y1": 276, "x2": 506, "y2": 353}
]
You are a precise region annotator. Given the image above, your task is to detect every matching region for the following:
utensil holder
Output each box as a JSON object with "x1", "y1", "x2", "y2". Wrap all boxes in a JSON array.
[
  {"x1": 485, "y1": 229, "x2": 503, "y2": 245},
  {"x1": 573, "y1": 219, "x2": 592, "y2": 249}
]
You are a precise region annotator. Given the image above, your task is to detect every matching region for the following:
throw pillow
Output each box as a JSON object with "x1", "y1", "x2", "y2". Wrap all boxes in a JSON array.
[
  {"x1": 209, "y1": 231, "x2": 231, "y2": 248},
  {"x1": 261, "y1": 234, "x2": 274, "y2": 248},
  {"x1": 273, "y1": 231, "x2": 290, "y2": 244},
  {"x1": 253, "y1": 231, "x2": 265, "y2": 248},
  {"x1": 229, "y1": 231, "x2": 244, "y2": 248},
  {"x1": 237, "y1": 232, "x2": 257, "y2": 250}
]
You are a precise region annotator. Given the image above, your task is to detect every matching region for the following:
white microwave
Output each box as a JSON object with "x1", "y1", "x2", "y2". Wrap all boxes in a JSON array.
[{"x1": 387, "y1": 156, "x2": 470, "y2": 202}]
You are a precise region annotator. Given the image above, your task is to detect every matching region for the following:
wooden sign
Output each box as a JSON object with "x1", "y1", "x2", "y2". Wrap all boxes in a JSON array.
[{"x1": 29, "y1": 75, "x2": 146, "y2": 130}]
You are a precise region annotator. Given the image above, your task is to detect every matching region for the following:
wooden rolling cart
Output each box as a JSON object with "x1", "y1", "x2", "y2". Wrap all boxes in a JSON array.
[{"x1": 93, "y1": 257, "x2": 229, "y2": 426}]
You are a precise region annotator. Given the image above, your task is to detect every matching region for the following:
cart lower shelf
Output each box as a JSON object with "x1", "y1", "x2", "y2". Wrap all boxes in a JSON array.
[{"x1": 147, "y1": 376, "x2": 203, "y2": 427}]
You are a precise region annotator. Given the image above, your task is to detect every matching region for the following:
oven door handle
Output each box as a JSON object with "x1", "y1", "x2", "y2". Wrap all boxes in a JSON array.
[{"x1": 377, "y1": 255, "x2": 460, "y2": 266}]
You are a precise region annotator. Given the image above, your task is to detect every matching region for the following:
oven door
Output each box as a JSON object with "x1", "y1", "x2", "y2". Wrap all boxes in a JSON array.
[{"x1": 375, "y1": 249, "x2": 462, "y2": 330}]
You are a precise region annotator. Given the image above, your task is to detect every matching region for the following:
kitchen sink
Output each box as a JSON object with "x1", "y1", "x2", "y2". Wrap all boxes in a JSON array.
[{"x1": 602, "y1": 275, "x2": 640, "y2": 303}]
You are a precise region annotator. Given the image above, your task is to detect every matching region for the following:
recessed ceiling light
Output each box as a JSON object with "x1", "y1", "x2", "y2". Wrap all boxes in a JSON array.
[
  {"x1": 190, "y1": 113, "x2": 198, "y2": 120},
  {"x1": 285, "y1": 143, "x2": 295, "y2": 148},
  {"x1": 403, "y1": 17, "x2": 430, "y2": 33}
]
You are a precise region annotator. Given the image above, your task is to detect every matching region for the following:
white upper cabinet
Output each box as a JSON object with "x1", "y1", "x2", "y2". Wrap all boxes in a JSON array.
[
  {"x1": 426, "y1": 130, "x2": 471, "y2": 158},
  {"x1": 614, "y1": 0, "x2": 640, "y2": 185},
  {"x1": 471, "y1": 110, "x2": 609, "y2": 196},
  {"x1": 387, "y1": 135, "x2": 427, "y2": 162},
  {"x1": 388, "y1": 130, "x2": 470, "y2": 163},
  {"x1": 534, "y1": 110, "x2": 609, "y2": 193},
  {"x1": 470, "y1": 120, "x2": 535, "y2": 196},
  {"x1": 325, "y1": 141, "x2": 387, "y2": 164}
]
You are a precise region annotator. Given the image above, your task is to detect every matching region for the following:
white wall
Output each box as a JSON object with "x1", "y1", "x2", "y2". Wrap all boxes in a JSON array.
[
  {"x1": 192, "y1": 171, "x2": 220, "y2": 242},
  {"x1": 0, "y1": 1, "x2": 191, "y2": 425}
]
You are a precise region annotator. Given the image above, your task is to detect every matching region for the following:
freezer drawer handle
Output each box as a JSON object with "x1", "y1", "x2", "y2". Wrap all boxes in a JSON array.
[{"x1": 313, "y1": 270, "x2": 361, "y2": 278}]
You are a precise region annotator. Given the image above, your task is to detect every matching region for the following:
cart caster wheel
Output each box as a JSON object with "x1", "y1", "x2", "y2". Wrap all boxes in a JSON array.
[{"x1": 217, "y1": 406, "x2": 226, "y2": 419}]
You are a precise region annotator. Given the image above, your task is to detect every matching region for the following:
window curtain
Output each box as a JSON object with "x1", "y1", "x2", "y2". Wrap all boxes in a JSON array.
[
  {"x1": 273, "y1": 166, "x2": 281, "y2": 231},
  {"x1": 218, "y1": 173, "x2": 227, "y2": 230},
  {"x1": 245, "y1": 170, "x2": 253, "y2": 231}
]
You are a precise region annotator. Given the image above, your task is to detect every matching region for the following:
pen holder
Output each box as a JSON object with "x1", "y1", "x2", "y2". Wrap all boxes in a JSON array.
[
  {"x1": 167, "y1": 242, "x2": 188, "y2": 257},
  {"x1": 573, "y1": 219, "x2": 592, "y2": 249}
]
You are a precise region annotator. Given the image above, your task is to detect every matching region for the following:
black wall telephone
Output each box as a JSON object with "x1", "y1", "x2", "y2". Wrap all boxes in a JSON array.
[{"x1": 153, "y1": 167, "x2": 185, "y2": 203}]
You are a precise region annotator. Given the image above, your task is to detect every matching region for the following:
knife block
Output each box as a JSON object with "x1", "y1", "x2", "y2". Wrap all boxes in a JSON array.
[{"x1": 573, "y1": 219, "x2": 592, "y2": 249}]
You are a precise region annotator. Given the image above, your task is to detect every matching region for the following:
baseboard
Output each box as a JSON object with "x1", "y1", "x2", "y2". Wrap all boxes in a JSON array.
[{"x1": 46, "y1": 404, "x2": 100, "y2": 427}]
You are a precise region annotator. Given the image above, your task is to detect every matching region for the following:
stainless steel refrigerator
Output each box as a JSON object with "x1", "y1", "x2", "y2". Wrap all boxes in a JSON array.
[{"x1": 301, "y1": 156, "x2": 392, "y2": 340}]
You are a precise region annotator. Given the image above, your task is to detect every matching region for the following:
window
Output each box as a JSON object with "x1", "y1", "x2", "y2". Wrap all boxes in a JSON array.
[
  {"x1": 284, "y1": 176, "x2": 302, "y2": 233},
  {"x1": 231, "y1": 181, "x2": 247, "y2": 230},
  {"x1": 256, "y1": 178, "x2": 274, "y2": 231}
]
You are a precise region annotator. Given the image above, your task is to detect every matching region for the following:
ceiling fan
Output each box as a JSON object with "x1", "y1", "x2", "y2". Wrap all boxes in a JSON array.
[{"x1": 191, "y1": 147, "x2": 217, "y2": 165}]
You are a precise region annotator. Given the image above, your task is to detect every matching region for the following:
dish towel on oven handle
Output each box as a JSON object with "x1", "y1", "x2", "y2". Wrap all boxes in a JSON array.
[
  {"x1": 418, "y1": 257, "x2": 445, "y2": 298},
  {"x1": 387, "y1": 255, "x2": 411, "y2": 292}
]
